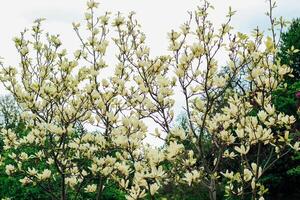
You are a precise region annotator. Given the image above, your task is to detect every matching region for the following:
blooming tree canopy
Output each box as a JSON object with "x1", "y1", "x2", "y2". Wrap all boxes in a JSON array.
[{"x1": 0, "y1": 0, "x2": 299, "y2": 200}]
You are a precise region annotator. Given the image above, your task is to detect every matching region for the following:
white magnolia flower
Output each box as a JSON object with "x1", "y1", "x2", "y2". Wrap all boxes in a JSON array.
[
  {"x1": 84, "y1": 184, "x2": 97, "y2": 193},
  {"x1": 5, "y1": 164, "x2": 15, "y2": 175},
  {"x1": 37, "y1": 169, "x2": 51, "y2": 180}
]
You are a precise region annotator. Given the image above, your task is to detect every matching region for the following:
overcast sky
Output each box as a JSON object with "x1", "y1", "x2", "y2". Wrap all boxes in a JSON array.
[{"x1": 0, "y1": 0, "x2": 299, "y2": 145}]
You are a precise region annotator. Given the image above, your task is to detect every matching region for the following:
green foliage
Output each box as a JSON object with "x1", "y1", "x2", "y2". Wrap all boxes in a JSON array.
[
  {"x1": 287, "y1": 165, "x2": 300, "y2": 176},
  {"x1": 101, "y1": 182, "x2": 126, "y2": 200},
  {"x1": 0, "y1": 124, "x2": 126, "y2": 200},
  {"x1": 158, "y1": 182, "x2": 210, "y2": 200},
  {"x1": 0, "y1": 166, "x2": 47, "y2": 199},
  {"x1": 261, "y1": 151, "x2": 300, "y2": 200},
  {"x1": 0, "y1": 97, "x2": 126, "y2": 200},
  {"x1": 286, "y1": 152, "x2": 300, "y2": 176},
  {"x1": 261, "y1": 18, "x2": 300, "y2": 200},
  {"x1": 0, "y1": 121, "x2": 47, "y2": 199},
  {"x1": 272, "y1": 82, "x2": 300, "y2": 117},
  {"x1": 69, "y1": 182, "x2": 126, "y2": 200},
  {"x1": 278, "y1": 18, "x2": 300, "y2": 81}
]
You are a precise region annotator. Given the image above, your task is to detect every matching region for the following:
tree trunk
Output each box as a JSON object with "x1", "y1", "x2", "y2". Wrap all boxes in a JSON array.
[
  {"x1": 252, "y1": 189, "x2": 257, "y2": 200},
  {"x1": 61, "y1": 174, "x2": 66, "y2": 200},
  {"x1": 209, "y1": 179, "x2": 217, "y2": 200},
  {"x1": 96, "y1": 177, "x2": 104, "y2": 200}
]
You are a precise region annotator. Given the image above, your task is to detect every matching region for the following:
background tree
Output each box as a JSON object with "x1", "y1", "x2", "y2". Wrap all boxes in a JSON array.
[
  {"x1": 0, "y1": 95, "x2": 20, "y2": 129},
  {"x1": 0, "y1": 95, "x2": 48, "y2": 199},
  {"x1": 0, "y1": 95, "x2": 125, "y2": 200},
  {"x1": 278, "y1": 18, "x2": 300, "y2": 81},
  {"x1": 259, "y1": 18, "x2": 300, "y2": 200}
]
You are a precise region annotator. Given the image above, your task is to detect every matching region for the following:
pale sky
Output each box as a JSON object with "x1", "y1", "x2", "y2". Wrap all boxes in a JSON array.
[
  {"x1": 1, "y1": 0, "x2": 300, "y2": 65},
  {"x1": 0, "y1": 0, "x2": 299, "y2": 145}
]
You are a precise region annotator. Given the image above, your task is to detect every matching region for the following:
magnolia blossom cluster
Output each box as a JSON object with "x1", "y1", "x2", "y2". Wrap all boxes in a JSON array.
[{"x1": 0, "y1": 0, "x2": 299, "y2": 200}]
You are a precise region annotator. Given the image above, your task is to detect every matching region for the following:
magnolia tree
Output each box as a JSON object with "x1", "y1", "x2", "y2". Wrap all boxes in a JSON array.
[{"x1": 0, "y1": 0, "x2": 299, "y2": 200}]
